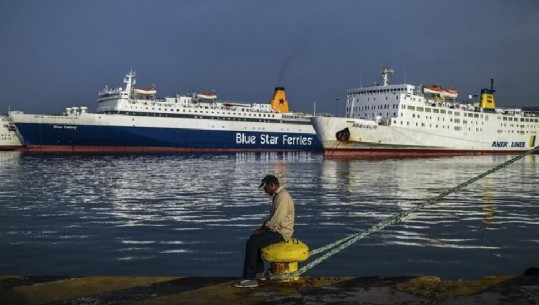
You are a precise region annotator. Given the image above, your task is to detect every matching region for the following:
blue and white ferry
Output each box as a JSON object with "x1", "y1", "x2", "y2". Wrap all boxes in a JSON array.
[{"x1": 10, "y1": 71, "x2": 320, "y2": 152}]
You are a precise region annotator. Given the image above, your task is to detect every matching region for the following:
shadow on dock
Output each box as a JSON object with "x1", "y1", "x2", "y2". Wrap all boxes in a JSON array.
[{"x1": 1, "y1": 270, "x2": 538, "y2": 304}]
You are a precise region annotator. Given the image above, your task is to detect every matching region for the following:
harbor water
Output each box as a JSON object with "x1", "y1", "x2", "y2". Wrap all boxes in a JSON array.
[{"x1": 0, "y1": 151, "x2": 537, "y2": 279}]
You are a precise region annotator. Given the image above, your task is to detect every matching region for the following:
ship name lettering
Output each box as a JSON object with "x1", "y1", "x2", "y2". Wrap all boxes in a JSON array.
[
  {"x1": 352, "y1": 123, "x2": 377, "y2": 129},
  {"x1": 283, "y1": 135, "x2": 313, "y2": 146},
  {"x1": 491, "y1": 141, "x2": 508, "y2": 148},
  {"x1": 236, "y1": 133, "x2": 256, "y2": 145},
  {"x1": 260, "y1": 134, "x2": 279, "y2": 145},
  {"x1": 511, "y1": 141, "x2": 525, "y2": 148},
  {"x1": 53, "y1": 125, "x2": 77, "y2": 130}
]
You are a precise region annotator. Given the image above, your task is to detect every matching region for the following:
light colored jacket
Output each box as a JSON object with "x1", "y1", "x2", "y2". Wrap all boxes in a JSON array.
[{"x1": 264, "y1": 186, "x2": 295, "y2": 241}]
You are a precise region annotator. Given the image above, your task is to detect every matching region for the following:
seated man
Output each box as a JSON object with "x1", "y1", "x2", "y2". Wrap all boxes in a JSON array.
[{"x1": 235, "y1": 174, "x2": 295, "y2": 288}]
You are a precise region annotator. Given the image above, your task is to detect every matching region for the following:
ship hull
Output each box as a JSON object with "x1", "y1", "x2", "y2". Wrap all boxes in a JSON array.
[
  {"x1": 1, "y1": 116, "x2": 23, "y2": 150},
  {"x1": 312, "y1": 116, "x2": 538, "y2": 158},
  {"x1": 12, "y1": 112, "x2": 321, "y2": 152},
  {"x1": 0, "y1": 145, "x2": 22, "y2": 151}
]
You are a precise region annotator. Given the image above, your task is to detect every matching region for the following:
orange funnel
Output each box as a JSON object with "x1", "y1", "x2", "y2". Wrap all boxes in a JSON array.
[{"x1": 269, "y1": 87, "x2": 290, "y2": 113}]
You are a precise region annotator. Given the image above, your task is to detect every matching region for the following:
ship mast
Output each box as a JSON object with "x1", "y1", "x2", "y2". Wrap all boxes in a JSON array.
[
  {"x1": 380, "y1": 67, "x2": 394, "y2": 86},
  {"x1": 123, "y1": 70, "x2": 136, "y2": 98}
]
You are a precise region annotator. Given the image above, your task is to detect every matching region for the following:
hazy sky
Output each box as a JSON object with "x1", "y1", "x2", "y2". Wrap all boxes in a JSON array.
[{"x1": 1, "y1": 0, "x2": 538, "y2": 115}]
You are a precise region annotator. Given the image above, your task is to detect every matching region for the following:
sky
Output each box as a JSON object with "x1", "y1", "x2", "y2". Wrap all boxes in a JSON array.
[{"x1": 1, "y1": 0, "x2": 538, "y2": 115}]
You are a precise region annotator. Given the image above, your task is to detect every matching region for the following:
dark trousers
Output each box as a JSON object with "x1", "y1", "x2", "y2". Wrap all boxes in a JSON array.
[{"x1": 242, "y1": 230, "x2": 284, "y2": 279}]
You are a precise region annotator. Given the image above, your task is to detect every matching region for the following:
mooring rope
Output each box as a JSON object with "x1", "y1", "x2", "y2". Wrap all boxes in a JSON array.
[{"x1": 272, "y1": 146, "x2": 538, "y2": 280}]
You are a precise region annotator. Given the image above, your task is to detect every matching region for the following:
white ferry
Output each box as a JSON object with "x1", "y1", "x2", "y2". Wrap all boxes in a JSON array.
[
  {"x1": 0, "y1": 115, "x2": 22, "y2": 150},
  {"x1": 311, "y1": 68, "x2": 539, "y2": 158},
  {"x1": 9, "y1": 71, "x2": 320, "y2": 152}
]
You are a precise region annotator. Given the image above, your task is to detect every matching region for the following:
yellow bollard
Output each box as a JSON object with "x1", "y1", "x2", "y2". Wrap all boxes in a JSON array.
[{"x1": 261, "y1": 238, "x2": 309, "y2": 282}]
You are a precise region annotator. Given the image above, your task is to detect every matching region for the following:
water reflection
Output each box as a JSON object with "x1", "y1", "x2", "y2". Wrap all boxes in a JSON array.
[
  {"x1": 316, "y1": 155, "x2": 539, "y2": 252},
  {"x1": 0, "y1": 152, "x2": 537, "y2": 279},
  {"x1": 481, "y1": 180, "x2": 496, "y2": 226},
  {"x1": 0, "y1": 151, "x2": 21, "y2": 167}
]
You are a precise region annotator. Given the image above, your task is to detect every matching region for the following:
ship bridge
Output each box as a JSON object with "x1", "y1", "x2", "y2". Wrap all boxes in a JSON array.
[{"x1": 346, "y1": 83, "x2": 414, "y2": 120}]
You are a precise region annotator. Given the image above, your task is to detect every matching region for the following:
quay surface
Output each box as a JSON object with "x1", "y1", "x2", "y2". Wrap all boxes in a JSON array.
[{"x1": 1, "y1": 272, "x2": 538, "y2": 305}]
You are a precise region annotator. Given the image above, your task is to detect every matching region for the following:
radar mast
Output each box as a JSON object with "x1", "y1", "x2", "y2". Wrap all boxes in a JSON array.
[{"x1": 380, "y1": 67, "x2": 394, "y2": 86}]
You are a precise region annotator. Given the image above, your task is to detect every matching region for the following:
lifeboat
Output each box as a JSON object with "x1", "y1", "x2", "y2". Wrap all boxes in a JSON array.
[
  {"x1": 134, "y1": 87, "x2": 157, "y2": 95},
  {"x1": 196, "y1": 92, "x2": 217, "y2": 100},
  {"x1": 423, "y1": 84, "x2": 458, "y2": 99}
]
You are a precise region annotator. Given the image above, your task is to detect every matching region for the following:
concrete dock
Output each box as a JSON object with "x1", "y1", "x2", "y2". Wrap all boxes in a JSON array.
[{"x1": 1, "y1": 272, "x2": 538, "y2": 305}]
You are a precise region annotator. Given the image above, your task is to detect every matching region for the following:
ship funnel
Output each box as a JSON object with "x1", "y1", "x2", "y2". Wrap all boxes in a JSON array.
[
  {"x1": 270, "y1": 87, "x2": 290, "y2": 113},
  {"x1": 480, "y1": 78, "x2": 496, "y2": 110}
]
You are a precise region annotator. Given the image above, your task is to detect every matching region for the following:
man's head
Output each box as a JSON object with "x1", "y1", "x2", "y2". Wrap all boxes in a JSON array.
[{"x1": 259, "y1": 174, "x2": 280, "y2": 196}]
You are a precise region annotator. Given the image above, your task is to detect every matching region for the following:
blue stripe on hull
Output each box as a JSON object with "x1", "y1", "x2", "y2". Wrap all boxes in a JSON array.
[{"x1": 16, "y1": 123, "x2": 322, "y2": 151}]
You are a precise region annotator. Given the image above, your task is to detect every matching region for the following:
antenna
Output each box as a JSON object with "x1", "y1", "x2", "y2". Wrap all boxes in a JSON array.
[
  {"x1": 380, "y1": 67, "x2": 394, "y2": 86},
  {"x1": 404, "y1": 68, "x2": 407, "y2": 84}
]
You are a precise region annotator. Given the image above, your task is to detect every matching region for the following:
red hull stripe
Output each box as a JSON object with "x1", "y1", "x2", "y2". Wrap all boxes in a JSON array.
[
  {"x1": 324, "y1": 148, "x2": 531, "y2": 159},
  {"x1": 20, "y1": 145, "x2": 311, "y2": 153},
  {"x1": 0, "y1": 146, "x2": 23, "y2": 151}
]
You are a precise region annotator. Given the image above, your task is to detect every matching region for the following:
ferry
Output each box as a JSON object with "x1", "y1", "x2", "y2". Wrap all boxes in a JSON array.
[
  {"x1": 9, "y1": 71, "x2": 320, "y2": 152},
  {"x1": 0, "y1": 115, "x2": 22, "y2": 150},
  {"x1": 311, "y1": 68, "x2": 539, "y2": 158}
]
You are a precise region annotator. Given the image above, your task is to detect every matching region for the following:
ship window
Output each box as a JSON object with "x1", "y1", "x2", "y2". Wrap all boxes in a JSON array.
[
  {"x1": 454, "y1": 111, "x2": 460, "y2": 116},
  {"x1": 433, "y1": 109, "x2": 439, "y2": 113},
  {"x1": 425, "y1": 108, "x2": 431, "y2": 112},
  {"x1": 440, "y1": 110, "x2": 446, "y2": 114},
  {"x1": 407, "y1": 105, "x2": 415, "y2": 110}
]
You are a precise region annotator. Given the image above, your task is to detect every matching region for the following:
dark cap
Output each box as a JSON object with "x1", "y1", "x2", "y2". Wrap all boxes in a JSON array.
[{"x1": 259, "y1": 174, "x2": 279, "y2": 188}]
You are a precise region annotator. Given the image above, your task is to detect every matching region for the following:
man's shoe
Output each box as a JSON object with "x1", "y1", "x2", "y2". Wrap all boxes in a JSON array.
[
  {"x1": 256, "y1": 272, "x2": 267, "y2": 281},
  {"x1": 234, "y1": 279, "x2": 259, "y2": 288}
]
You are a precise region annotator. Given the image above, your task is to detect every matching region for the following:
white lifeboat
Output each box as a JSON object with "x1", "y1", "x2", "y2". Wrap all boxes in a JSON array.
[
  {"x1": 423, "y1": 84, "x2": 458, "y2": 99},
  {"x1": 196, "y1": 92, "x2": 217, "y2": 100},
  {"x1": 134, "y1": 87, "x2": 157, "y2": 95}
]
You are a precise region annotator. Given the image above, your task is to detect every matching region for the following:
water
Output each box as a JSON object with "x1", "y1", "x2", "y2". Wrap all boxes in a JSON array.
[{"x1": 0, "y1": 151, "x2": 537, "y2": 279}]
